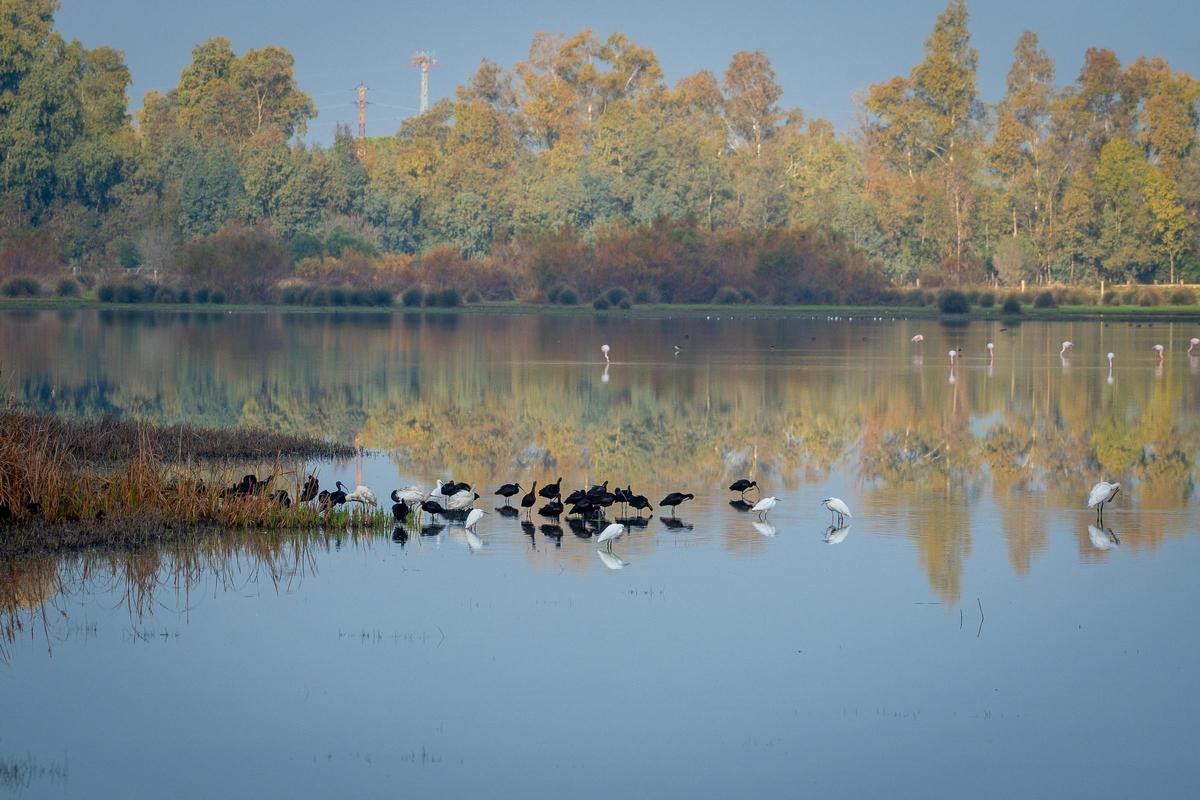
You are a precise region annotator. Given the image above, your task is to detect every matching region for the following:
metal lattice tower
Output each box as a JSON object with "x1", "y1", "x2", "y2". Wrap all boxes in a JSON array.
[
  {"x1": 357, "y1": 83, "x2": 367, "y2": 139},
  {"x1": 411, "y1": 52, "x2": 437, "y2": 114}
]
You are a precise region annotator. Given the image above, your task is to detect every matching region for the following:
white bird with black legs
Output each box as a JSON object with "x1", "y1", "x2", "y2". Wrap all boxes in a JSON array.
[
  {"x1": 1107, "y1": 352, "x2": 1115, "y2": 384},
  {"x1": 1087, "y1": 524, "x2": 1120, "y2": 551},
  {"x1": 948, "y1": 349, "x2": 958, "y2": 365},
  {"x1": 346, "y1": 484, "x2": 378, "y2": 519},
  {"x1": 822, "y1": 497, "x2": 852, "y2": 526},
  {"x1": 1087, "y1": 481, "x2": 1120, "y2": 524},
  {"x1": 596, "y1": 522, "x2": 625, "y2": 550},
  {"x1": 464, "y1": 508, "x2": 484, "y2": 530},
  {"x1": 750, "y1": 496, "x2": 778, "y2": 520},
  {"x1": 392, "y1": 486, "x2": 426, "y2": 506},
  {"x1": 987, "y1": 342, "x2": 994, "y2": 359}
]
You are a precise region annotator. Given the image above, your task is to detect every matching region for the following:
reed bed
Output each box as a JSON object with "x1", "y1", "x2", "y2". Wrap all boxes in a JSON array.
[{"x1": 0, "y1": 408, "x2": 386, "y2": 558}]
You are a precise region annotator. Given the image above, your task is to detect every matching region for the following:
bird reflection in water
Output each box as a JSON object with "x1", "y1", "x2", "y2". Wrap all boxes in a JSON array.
[
  {"x1": 568, "y1": 518, "x2": 592, "y2": 538},
  {"x1": 617, "y1": 516, "x2": 650, "y2": 529},
  {"x1": 420, "y1": 522, "x2": 445, "y2": 537},
  {"x1": 521, "y1": 520, "x2": 536, "y2": 548},
  {"x1": 597, "y1": 549, "x2": 627, "y2": 570},
  {"x1": 1087, "y1": 524, "x2": 1120, "y2": 551},
  {"x1": 752, "y1": 520, "x2": 776, "y2": 538},
  {"x1": 391, "y1": 526, "x2": 409, "y2": 547},
  {"x1": 729, "y1": 499, "x2": 754, "y2": 512},
  {"x1": 464, "y1": 529, "x2": 484, "y2": 552},
  {"x1": 495, "y1": 506, "x2": 521, "y2": 519},
  {"x1": 539, "y1": 524, "x2": 563, "y2": 547},
  {"x1": 660, "y1": 517, "x2": 694, "y2": 531},
  {"x1": 824, "y1": 524, "x2": 852, "y2": 545}
]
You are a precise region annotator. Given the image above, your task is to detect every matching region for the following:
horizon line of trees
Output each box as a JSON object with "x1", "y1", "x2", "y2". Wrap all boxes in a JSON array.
[{"x1": 2, "y1": 0, "x2": 1199, "y2": 301}]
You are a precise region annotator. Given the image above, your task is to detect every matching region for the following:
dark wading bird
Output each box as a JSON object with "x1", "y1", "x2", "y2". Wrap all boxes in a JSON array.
[
  {"x1": 538, "y1": 499, "x2": 564, "y2": 518},
  {"x1": 729, "y1": 479, "x2": 758, "y2": 499},
  {"x1": 627, "y1": 494, "x2": 653, "y2": 517},
  {"x1": 494, "y1": 483, "x2": 522, "y2": 505},
  {"x1": 299, "y1": 474, "x2": 319, "y2": 503},
  {"x1": 391, "y1": 502, "x2": 410, "y2": 523},
  {"x1": 521, "y1": 482, "x2": 538, "y2": 517},
  {"x1": 539, "y1": 478, "x2": 562, "y2": 500},
  {"x1": 659, "y1": 492, "x2": 694, "y2": 517}
]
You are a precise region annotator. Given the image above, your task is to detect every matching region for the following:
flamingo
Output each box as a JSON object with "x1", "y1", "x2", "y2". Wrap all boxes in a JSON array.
[
  {"x1": 1087, "y1": 481, "x2": 1120, "y2": 524},
  {"x1": 822, "y1": 497, "x2": 852, "y2": 526}
]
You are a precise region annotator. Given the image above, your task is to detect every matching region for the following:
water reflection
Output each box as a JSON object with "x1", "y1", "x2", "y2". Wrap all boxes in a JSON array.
[
  {"x1": 824, "y1": 524, "x2": 851, "y2": 544},
  {"x1": 1, "y1": 309, "x2": 1198, "y2": 604},
  {"x1": 1087, "y1": 524, "x2": 1121, "y2": 552}
]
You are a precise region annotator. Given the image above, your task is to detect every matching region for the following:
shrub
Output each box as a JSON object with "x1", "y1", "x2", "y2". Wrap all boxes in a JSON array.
[
  {"x1": 114, "y1": 282, "x2": 146, "y2": 303},
  {"x1": 154, "y1": 286, "x2": 178, "y2": 304},
  {"x1": 279, "y1": 285, "x2": 303, "y2": 305},
  {"x1": 56, "y1": 277, "x2": 81, "y2": 297},
  {"x1": 713, "y1": 286, "x2": 742, "y2": 305},
  {"x1": 1167, "y1": 288, "x2": 1196, "y2": 305},
  {"x1": 1104, "y1": 292, "x2": 1121, "y2": 306},
  {"x1": 633, "y1": 288, "x2": 656, "y2": 304},
  {"x1": 979, "y1": 291, "x2": 995, "y2": 308},
  {"x1": 437, "y1": 287, "x2": 461, "y2": 307},
  {"x1": 178, "y1": 222, "x2": 289, "y2": 302},
  {"x1": 464, "y1": 289, "x2": 482, "y2": 304},
  {"x1": 289, "y1": 232, "x2": 323, "y2": 262},
  {"x1": 1137, "y1": 288, "x2": 1159, "y2": 307},
  {"x1": 1033, "y1": 291, "x2": 1057, "y2": 309},
  {"x1": 76, "y1": 274, "x2": 96, "y2": 290},
  {"x1": 193, "y1": 287, "x2": 211, "y2": 303},
  {"x1": 97, "y1": 283, "x2": 115, "y2": 302},
  {"x1": 306, "y1": 288, "x2": 329, "y2": 306},
  {"x1": 604, "y1": 287, "x2": 631, "y2": 306},
  {"x1": 741, "y1": 288, "x2": 760, "y2": 304},
  {"x1": 2, "y1": 277, "x2": 41, "y2": 297},
  {"x1": 1001, "y1": 295, "x2": 1022, "y2": 314},
  {"x1": 556, "y1": 286, "x2": 579, "y2": 306},
  {"x1": 1120, "y1": 289, "x2": 1139, "y2": 305},
  {"x1": 371, "y1": 289, "x2": 393, "y2": 307},
  {"x1": 938, "y1": 289, "x2": 970, "y2": 314},
  {"x1": 328, "y1": 287, "x2": 348, "y2": 307},
  {"x1": 592, "y1": 297, "x2": 610, "y2": 310},
  {"x1": 965, "y1": 289, "x2": 981, "y2": 305},
  {"x1": 402, "y1": 286, "x2": 425, "y2": 307},
  {"x1": 177, "y1": 288, "x2": 191, "y2": 304},
  {"x1": 617, "y1": 299, "x2": 631, "y2": 309},
  {"x1": 348, "y1": 289, "x2": 368, "y2": 307},
  {"x1": 209, "y1": 289, "x2": 226, "y2": 304}
]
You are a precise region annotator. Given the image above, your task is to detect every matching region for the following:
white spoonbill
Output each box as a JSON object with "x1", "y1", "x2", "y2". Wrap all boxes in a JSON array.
[
  {"x1": 1060, "y1": 341, "x2": 1074, "y2": 356},
  {"x1": 392, "y1": 486, "x2": 425, "y2": 506},
  {"x1": 1189, "y1": 337, "x2": 1200, "y2": 355},
  {"x1": 464, "y1": 508, "x2": 484, "y2": 530},
  {"x1": 601, "y1": 344, "x2": 611, "y2": 364},
  {"x1": 911, "y1": 334, "x2": 924, "y2": 344},
  {"x1": 596, "y1": 522, "x2": 625, "y2": 550},
  {"x1": 1152, "y1": 344, "x2": 1164, "y2": 361},
  {"x1": 1087, "y1": 524, "x2": 1120, "y2": 551},
  {"x1": 822, "y1": 497, "x2": 852, "y2": 526},
  {"x1": 446, "y1": 489, "x2": 478, "y2": 511},
  {"x1": 346, "y1": 485, "x2": 378, "y2": 521},
  {"x1": 1087, "y1": 481, "x2": 1120, "y2": 524},
  {"x1": 824, "y1": 524, "x2": 852, "y2": 545},
  {"x1": 750, "y1": 496, "x2": 779, "y2": 520}
]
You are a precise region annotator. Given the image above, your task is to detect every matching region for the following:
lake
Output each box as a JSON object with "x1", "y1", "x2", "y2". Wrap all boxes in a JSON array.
[{"x1": 2, "y1": 308, "x2": 1199, "y2": 798}]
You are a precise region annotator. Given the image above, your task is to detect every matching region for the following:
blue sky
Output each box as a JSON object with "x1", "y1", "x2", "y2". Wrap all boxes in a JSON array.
[{"x1": 57, "y1": 0, "x2": 1200, "y2": 144}]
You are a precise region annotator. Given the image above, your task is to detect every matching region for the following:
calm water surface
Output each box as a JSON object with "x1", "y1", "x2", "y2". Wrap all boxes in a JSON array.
[{"x1": 2, "y1": 309, "x2": 1199, "y2": 798}]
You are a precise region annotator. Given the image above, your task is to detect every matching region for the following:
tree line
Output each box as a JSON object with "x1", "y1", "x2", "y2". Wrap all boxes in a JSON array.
[{"x1": 1, "y1": 0, "x2": 1198, "y2": 303}]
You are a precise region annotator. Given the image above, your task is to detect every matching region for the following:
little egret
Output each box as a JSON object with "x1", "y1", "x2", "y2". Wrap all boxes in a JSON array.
[
  {"x1": 750, "y1": 496, "x2": 778, "y2": 520},
  {"x1": 1087, "y1": 481, "x2": 1120, "y2": 523},
  {"x1": 464, "y1": 508, "x2": 484, "y2": 530},
  {"x1": 1107, "y1": 352, "x2": 1115, "y2": 384},
  {"x1": 948, "y1": 349, "x2": 957, "y2": 365},
  {"x1": 822, "y1": 497, "x2": 852, "y2": 526},
  {"x1": 987, "y1": 342, "x2": 994, "y2": 358},
  {"x1": 601, "y1": 344, "x2": 611, "y2": 364},
  {"x1": 596, "y1": 522, "x2": 625, "y2": 550}
]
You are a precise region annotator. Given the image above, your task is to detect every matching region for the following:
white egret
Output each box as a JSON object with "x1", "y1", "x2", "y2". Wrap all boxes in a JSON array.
[
  {"x1": 601, "y1": 344, "x2": 611, "y2": 364},
  {"x1": 986, "y1": 342, "x2": 994, "y2": 359},
  {"x1": 429, "y1": 479, "x2": 447, "y2": 501},
  {"x1": 596, "y1": 522, "x2": 625, "y2": 550},
  {"x1": 1060, "y1": 341, "x2": 1074, "y2": 356},
  {"x1": 1152, "y1": 344, "x2": 1164, "y2": 361},
  {"x1": 948, "y1": 349, "x2": 957, "y2": 364},
  {"x1": 1189, "y1": 337, "x2": 1200, "y2": 355},
  {"x1": 911, "y1": 334, "x2": 924, "y2": 343},
  {"x1": 822, "y1": 497, "x2": 852, "y2": 526},
  {"x1": 596, "y1": 549, "x2": 626, "y2": 570},
  {"x1": 750, "y1": 495, "x2": 778, "y2": 520},
  {"x1": 1087, "y1": 524, "x2": 1120, "y2": 551},
  {"x1": 1107, "y1": 352, "x2": 1115, "y2": 384},
  {"x1": 464, "y1": 508, "x2": 484, "y2": 530},
  {"x1": 824, "y1": 524, "x2": 851, "y2": 545},
  {"x1": 752, "y1": 521, "x2": 777, "y2": 538},
  {"x1": 1087, "y1": 481, "x2": 1121, "y2": 524}
]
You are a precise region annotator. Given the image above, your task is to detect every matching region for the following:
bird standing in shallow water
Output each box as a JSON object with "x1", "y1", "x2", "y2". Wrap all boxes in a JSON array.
[
  {"x1": 494, "y1": 483, "x2": 521, "y2": 505},
  {"x1": 1087, "y1": 481, "x2": 1120, "y2": 524},
  {"x1": 729, "y1": 479, "x2": 757, "y2": 499},
  {"x1": 596, "y1": 522, "x2": 625, "y2": 550},
  {"x1": 1189, "y1": 338, "x2": 1200, "y2": 355},
  {"x1": 601, "y1": 344, "x2": 611, "y2": 364},
  {"x1": 521, "y1": 482, "x2": 538, "y2": 517},
  {"x1": 465, "y1": 508, "x2": 484, "y2": 530},
  {"x1": 1060, "y1": 341, "x2": 1074, "y2": 357},
  {"x1": 822, "y1": 497, "x2": 851, "y2": 526},
  {"x1": 659, "y1": 492, "x2": 694, "y2": 517},
  {"x1": 750, "y1": 496, "x2": 778, "y2": 520},
  {"x1": 1153, "y1": 344, "x2": 1164, "y2": 363}
]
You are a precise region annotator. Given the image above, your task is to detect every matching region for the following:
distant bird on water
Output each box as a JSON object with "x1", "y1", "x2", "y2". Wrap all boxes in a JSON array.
[
  {"x1": 750, "y1": 496, "x2": 778, "y2": 520},
  {"x1": 521, "y1": 482, "x2": 538, "y2": 517},
  {"x1": 1060, "y1": 341, "x2": 1074, "y2": 356},
  {"x1": 464, "y1": 508, "x2": 484, "y2": 530},
  {"x1": 822, "y1": 497, "x2": 852, "y2": 526},
  {"x1": 601, "y1": 344, "x2": 611, "y2": 364},
  {"x1": 539, "y1": 478, "x2": 562, "y2": 500},
  {"x1": 1153, "y1": 344, "x2": 1165, "y2": 362},
  {"x1": 1107, "y1": 352, "x2": 1115, "y2": 384},
  {"x1": 1087, "y1": 481, "x2": 1120, "y2": 524},
  {"x1": 911, "y1": 334, "x2": 924, "y2": 344},
  {"x1": 1189, "y1": 337, "x2": 1200, "y2": 355},
  {"x1": 494, "y1": 482, "x2": 521, "y2": 505},
  {"x1": 659, "y1": 492, "x2": 694, "y2": 517},
  {"x1": 986, "y1": 342, "x2": 994, "y2": 359},
  {"x1": 728, "y1": 478, "x2": 758, "y2": 498}
]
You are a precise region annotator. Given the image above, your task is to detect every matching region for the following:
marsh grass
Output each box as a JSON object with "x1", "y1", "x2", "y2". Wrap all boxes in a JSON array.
[{"x1": 0, "y1": 408, "x2": 384, "y2": 557}]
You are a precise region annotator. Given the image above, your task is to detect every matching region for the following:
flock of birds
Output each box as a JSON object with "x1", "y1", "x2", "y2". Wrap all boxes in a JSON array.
[{"x1": 914, "y1": 333, "x2": 1200, "y2": 368}]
